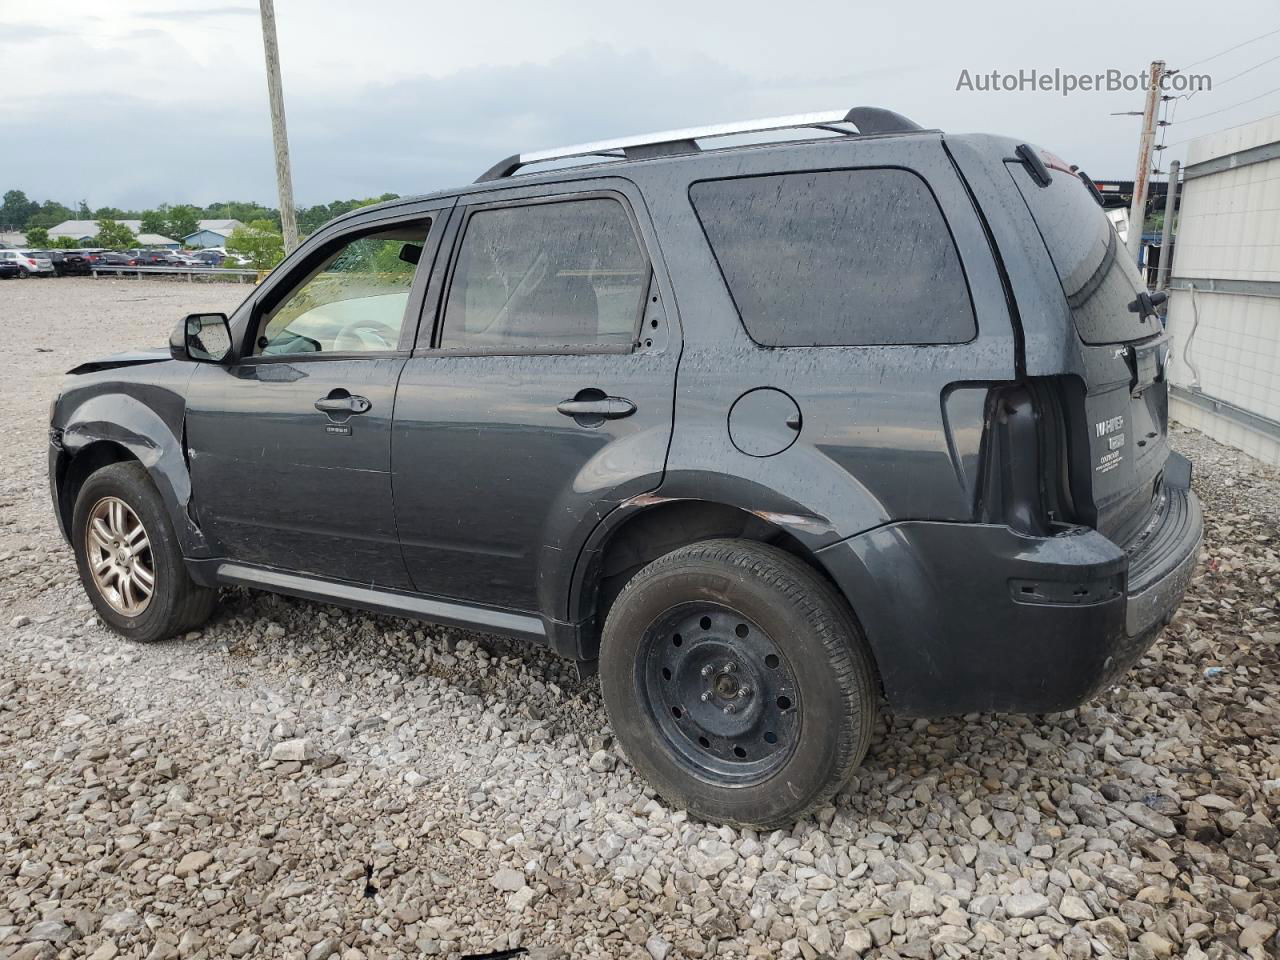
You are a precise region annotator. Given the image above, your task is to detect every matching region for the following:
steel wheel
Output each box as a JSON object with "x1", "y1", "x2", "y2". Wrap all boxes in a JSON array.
[
  {"x1": 84, "y1": 495, "x2": 155, "y2": 616},
  {"x1": 639, "y1": 602, "x2": 800, "y2": 785}
]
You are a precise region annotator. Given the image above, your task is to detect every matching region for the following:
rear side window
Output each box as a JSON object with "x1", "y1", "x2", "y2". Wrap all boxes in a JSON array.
[
  {"x1": 1009, "y1": 162, "x2": 1157, "y2": 345},
  {"x1": 440, "y1": 197, "x2": 649, "y2": 351},
  {"x1": 689, "y1": 169, "x2": 975, "y2": 347}
]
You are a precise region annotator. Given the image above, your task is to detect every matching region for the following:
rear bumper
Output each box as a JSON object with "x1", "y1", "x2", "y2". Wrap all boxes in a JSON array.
[
  {"x1": 1122, "y1": 472, "x2": 1202, "y2": 638},
  {"x1": 817, "y1": 468, "x2": 1202, "y2": 717}
]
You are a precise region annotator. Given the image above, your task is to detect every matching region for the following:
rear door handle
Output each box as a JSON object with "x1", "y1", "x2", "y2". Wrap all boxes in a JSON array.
[
  {"x1": 556, "y1": 397, "x2": 636, "y2": 420},
  {"x1": 315, "y1": 394, "x2": 372, "y2": 415}
]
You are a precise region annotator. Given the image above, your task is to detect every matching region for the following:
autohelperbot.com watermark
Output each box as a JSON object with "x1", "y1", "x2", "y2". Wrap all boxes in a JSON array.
[{"x1": 955, "y1": 68, "x2": 1211, "y2": 96}]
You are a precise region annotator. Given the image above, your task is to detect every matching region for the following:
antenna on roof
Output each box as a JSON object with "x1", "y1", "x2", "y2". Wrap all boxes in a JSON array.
[{"x1": 475, "y1": 106, "x2": 924, "y2": 182}]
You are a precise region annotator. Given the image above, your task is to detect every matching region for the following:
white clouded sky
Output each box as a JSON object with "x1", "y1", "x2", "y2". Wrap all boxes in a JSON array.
[{"x1": 2, "y1": 0, "x2": 1277, "y2": 209}]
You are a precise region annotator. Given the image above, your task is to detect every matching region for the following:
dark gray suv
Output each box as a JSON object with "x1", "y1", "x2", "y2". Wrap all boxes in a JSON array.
[{"x1": 48, "y1": 107, "x2": 1202, "y2": 826}]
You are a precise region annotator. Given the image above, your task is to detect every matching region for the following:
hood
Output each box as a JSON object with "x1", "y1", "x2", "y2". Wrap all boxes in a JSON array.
[{"x1": 67, "y1": 348, "x2": 171, "y2": 375}]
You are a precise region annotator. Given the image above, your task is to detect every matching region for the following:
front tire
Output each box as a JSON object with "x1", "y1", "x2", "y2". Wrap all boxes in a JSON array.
[
  {"x1": 599, "y1": 539, "x2": 878, "y2": 828},
  {"x1": 72, "y1": 461, "x2": 216, "y2": 643}
]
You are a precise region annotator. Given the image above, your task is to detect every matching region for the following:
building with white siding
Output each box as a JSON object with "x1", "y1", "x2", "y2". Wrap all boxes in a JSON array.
[{"x1": 1164, "y1": 116, "x2": 1280, "y2": 465}]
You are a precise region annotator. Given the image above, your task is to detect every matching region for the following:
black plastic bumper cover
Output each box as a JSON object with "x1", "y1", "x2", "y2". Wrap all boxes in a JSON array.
[{"x1": 818, "y1": 472, "x2": 1202, "y2": 717}]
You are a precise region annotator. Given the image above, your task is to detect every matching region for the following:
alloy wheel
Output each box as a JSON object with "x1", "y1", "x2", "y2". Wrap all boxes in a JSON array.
[{"x1": 85, "y1": 496, "x2": 155, "y2": 616}]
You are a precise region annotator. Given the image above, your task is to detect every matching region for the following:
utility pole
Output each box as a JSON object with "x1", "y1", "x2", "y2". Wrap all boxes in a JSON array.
[
  {"x1": 1126, "y1": 59, "x2": 1165, "y2": 264},
  {"x1": 1156, "y1": 159, "x2": 1180, "y2": 292},
  {"x1": 259, "y1": 0, "x2": 299, "y2": 254}
]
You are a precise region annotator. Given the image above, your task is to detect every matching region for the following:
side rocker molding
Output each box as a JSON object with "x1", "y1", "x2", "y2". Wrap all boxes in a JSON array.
[{"x1": 196, "y1": 560, "x2": 566, "y2": 647}]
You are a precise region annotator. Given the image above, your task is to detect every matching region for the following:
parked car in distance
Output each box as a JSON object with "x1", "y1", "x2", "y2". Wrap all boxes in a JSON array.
[
  {"x1": 196, "y1": 247, "x2": 250, "y2": 267},
  {"x1": 59, "y1": 250, "x2": 98, "y2": 276},
  {"x1": 128, "y1": 250, "x2": 182, "y2": 267},
  {"x1": 0, "y1": 249, "x2": 55, "y2": 276},
  {"x1": 92, "y1": 252, "x2": 137, "y2": 270},
  {"x1": 168, "y1": 252, "x2": 210, "y2": 268},
  {"x1": 191, "y1": 249, "x2": 226, "y2": 266},
  {"x1": 24, "y1": 251, "x2": 63, "y2": 275},
  {"x1": 48, "y1": 107, "x2": 1202, "y2": 827},
  {"x1": 0, "y1": 261, "x2": 20, "y2": 279},
  {"x1": 28, "y1": 250, "x2": 95, "y2": 277}
]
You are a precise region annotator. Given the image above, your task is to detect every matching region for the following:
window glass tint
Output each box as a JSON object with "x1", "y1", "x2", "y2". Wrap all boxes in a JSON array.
[
  {"x1": 1008, "y1": 162, "x2": 1157, "y2": 345},
  {"x1": 440, "y1": 198, "x2": 648, "y2": 351},
  {"x1": 690, "y1": 169, "x2": 974, "y2": 346},
  {"x1": 255, "y1": 223, "x2": 430, "y2": 356}
]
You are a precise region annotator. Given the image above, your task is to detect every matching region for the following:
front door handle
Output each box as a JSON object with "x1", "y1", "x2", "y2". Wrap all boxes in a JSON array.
[
  {"x1": 556, "y1": 396, "x2": 637, "y2": 421},
  {"x1": 315, "y1": 394, "x2": 372, "y2": 415}
]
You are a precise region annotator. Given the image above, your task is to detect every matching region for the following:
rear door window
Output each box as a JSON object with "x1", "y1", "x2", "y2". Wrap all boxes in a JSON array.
[
  {"x1": 689, "y1": 169, "x2": 975, "y2": 347},
  {"x1": 439, "y1": 197, "x2": 649, "y2": 352},
  {"x1": 1008, "y1": 161, "x2": 1158, "y2": 345}
]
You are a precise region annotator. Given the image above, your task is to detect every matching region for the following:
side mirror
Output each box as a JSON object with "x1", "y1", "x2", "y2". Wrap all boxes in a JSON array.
[{"x1": 170, "y1": 313, "x2": 233, "y2": 363}]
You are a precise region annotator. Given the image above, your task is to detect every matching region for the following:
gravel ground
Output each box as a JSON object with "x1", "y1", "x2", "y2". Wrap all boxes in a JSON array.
[{"x1": 1, "y1": 278, "x2": 1278, "y2": 960}]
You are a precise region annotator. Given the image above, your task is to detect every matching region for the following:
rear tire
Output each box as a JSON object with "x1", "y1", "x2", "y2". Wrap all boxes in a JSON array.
[
  {"x1": 72, "y1": 461, "x2": 216, "y2": 643},
  {"x1": 599, "y1": 539, "x2": 877, "y2": 828},
  {"x1": 17, "y1": 267, "x2": 29, "y2": 278}
]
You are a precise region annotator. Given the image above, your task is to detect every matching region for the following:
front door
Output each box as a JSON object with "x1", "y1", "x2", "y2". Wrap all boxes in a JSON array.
[
  {"x1": 185, "y1": 207, "x2": 448, "y2": 588},
  {"x1": 392, "y1": 185, "x2": 678, "y2": 614}
]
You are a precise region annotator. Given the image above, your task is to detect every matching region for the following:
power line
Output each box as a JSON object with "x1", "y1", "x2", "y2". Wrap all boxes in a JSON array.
[
  {"x1": 1174, "y1": 83, "x2": 1280, "y2": 124},
  {"x1": 1163, "y1": 107, "x2": 1280, "y2": 149},
  {"x1": 1215, "y1": 52, "x2": 1280, "y2": 87},
  {"x1": 1185, "y1": 25, "x2": 1280, "y2": 68}
]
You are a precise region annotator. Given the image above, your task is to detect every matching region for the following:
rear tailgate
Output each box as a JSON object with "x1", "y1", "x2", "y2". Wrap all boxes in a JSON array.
[{"x1": 1007, "y1": 155, "x2": 1170, "y2": 542}]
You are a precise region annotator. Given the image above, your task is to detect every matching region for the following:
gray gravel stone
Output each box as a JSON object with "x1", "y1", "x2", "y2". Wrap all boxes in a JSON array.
[
  {"x1": 1, "y1": 284, "x2": 1277, "y2": 960},
  {"x1": 269, "y1": 737, "x2": 316, "y2": 762},
  {"x1": 1004, "y1": 893, "x2": 1051, "y2": 919},
  {"x1": 1124, "y1": 801, "x2": 1178, "y2": 837}
]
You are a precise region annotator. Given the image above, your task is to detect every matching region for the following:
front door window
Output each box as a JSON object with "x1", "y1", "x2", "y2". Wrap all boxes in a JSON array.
[{"x1": 255, "y1": 224, "x2": 430, "y2": 356}]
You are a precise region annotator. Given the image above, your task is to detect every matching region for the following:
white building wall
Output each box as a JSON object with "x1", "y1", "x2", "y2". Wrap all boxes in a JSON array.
[{"x1": 1164, "y1": 116, "x2": 1280, "y2": 465}]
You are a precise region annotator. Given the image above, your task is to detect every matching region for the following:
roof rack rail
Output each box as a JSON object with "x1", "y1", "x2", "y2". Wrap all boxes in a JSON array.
[{"x1": 475, "y1": 106, "x2": 923, "y2": 182}]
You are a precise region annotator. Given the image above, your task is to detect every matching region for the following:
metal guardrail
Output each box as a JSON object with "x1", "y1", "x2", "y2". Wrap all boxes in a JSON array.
[{"x1": 91, "y1": 264, "x2": 260, "y2": 283}]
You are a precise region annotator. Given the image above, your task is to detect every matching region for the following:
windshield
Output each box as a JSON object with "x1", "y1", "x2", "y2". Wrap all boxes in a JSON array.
[{"x1": 1009, "y1": 159, "x2": 1159, "y2": 345}]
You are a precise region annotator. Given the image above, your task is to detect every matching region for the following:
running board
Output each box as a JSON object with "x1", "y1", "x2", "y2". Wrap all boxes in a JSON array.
[{"x1": 213, "y1": 562, "x2": 548, "y2": 642}]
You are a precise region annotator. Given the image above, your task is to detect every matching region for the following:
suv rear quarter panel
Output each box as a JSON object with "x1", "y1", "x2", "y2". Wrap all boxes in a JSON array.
[{"x1": 633, "y1": 134, "x2": 1019, "y2": 548}]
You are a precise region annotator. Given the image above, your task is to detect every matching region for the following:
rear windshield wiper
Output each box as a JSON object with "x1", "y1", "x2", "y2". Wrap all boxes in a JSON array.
[
  {"x1": 1013, "y1": 143, "x2": 1052, "y2": 187},
  {"x1": 1127, "y1": 289, "x2": 1168, "y2": 319}
]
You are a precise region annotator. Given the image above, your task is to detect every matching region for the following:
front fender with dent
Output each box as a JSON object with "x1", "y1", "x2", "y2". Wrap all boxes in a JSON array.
[{"x1": 52, "y1": 362, "x2": 210, "y2": 557}]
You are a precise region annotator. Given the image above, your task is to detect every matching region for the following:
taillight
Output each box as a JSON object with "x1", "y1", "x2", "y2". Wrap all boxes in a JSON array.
[
  {"x1": 978, "y1": 384, "x2": 1047, "y2": 535},
  {"x1": 26, "y1": 259, "x2": 37, "y2": 266}
]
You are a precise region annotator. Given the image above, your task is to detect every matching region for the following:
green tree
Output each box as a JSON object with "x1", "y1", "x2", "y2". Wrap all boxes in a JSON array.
[
  {"x1": 140, "y1": 208, "x2": 169, "y2": 234},
  {"x1": 94, "y1": 218, "x2": 138, "y2": 251},
  {"x1": 1, "y1": 190, "x2": 40, "y2": 228},
  {"x1": 298, "y1": 194, "x2": 400, "y2": 235},
  {"x1": 24, "y1": 226, "x2": 51, "y2": 247},
  {"x1": 203, "y1": 201, "x2": 280, "y2": 229},
  {"x1": 94, "y1": 206, "x2": 128, "y2": 220},
  {"x1": 76, "y1": 200, "x2": 91, "y2": 218},
  {"x1": 165, "y1": 204, "x2": 200, "y2": 242},
  {"x1": 27, "y1": 200, "x2": 75, "y2": 229},
  {"x1": 50, "y1": 236, "x2": 79, "y2": 250},
  {"x1": 226, "y1": 219, "x2": 284, "y2": 270}
]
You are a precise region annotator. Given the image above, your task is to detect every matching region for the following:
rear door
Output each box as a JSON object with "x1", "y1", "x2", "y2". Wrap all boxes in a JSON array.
[
  {"x1": 1008, "y1": 158, "x2": 1170, "y2": 541},
  {"x1": 391, "y1": 180, "x2": 677, "y2": 615}
]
